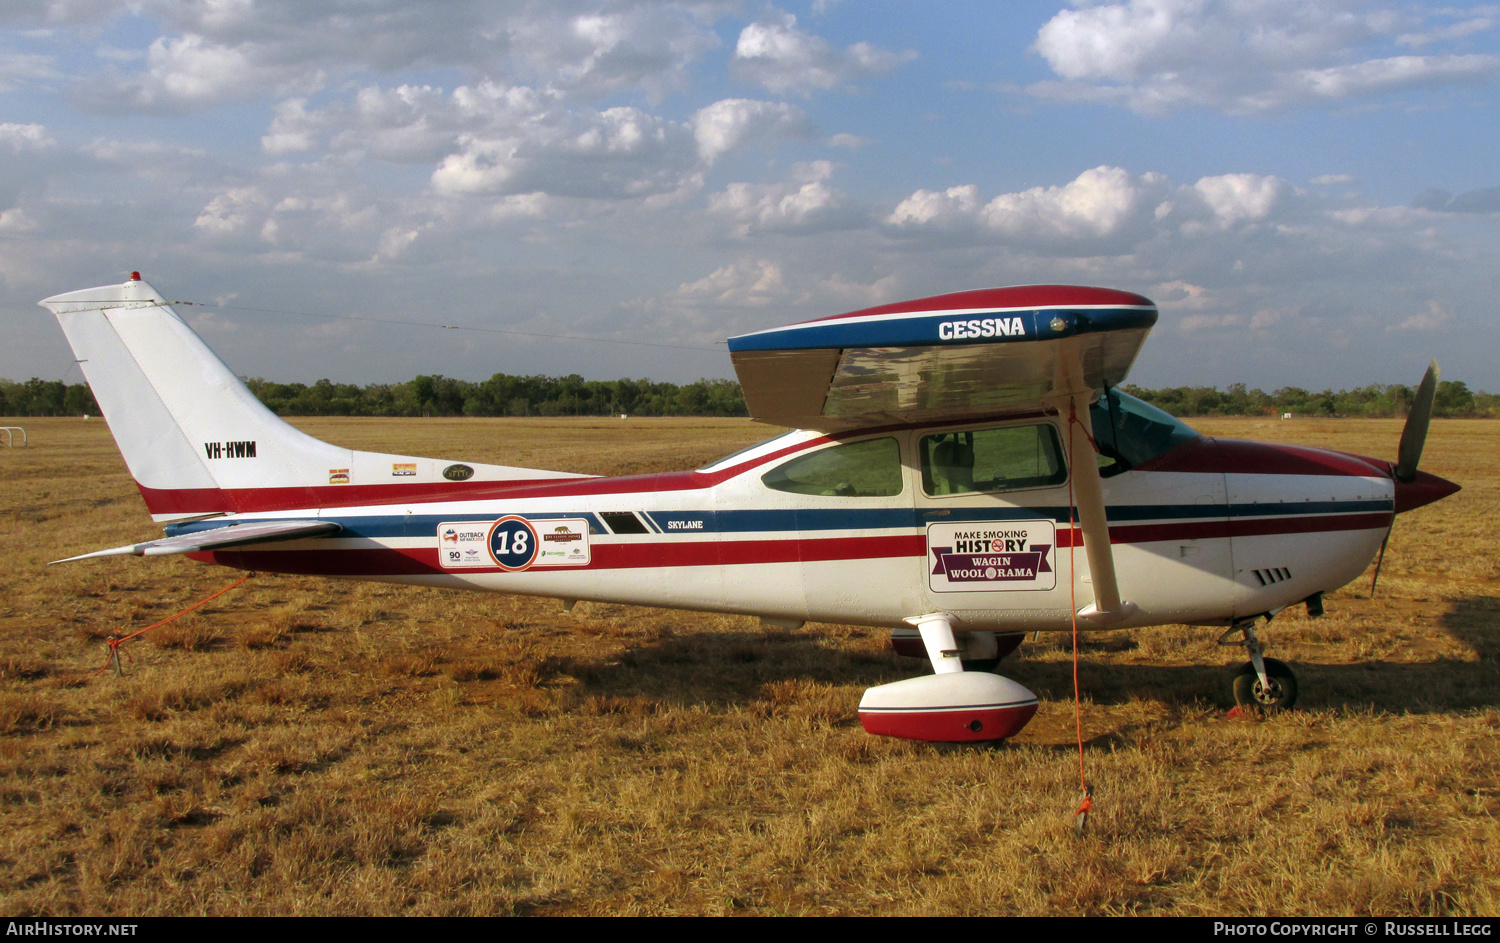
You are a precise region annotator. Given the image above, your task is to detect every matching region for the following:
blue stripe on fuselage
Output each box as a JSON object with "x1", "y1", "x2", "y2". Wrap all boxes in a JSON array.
[{"x1": 164, "y1": 499, "x2": 1393, "y2": 541}]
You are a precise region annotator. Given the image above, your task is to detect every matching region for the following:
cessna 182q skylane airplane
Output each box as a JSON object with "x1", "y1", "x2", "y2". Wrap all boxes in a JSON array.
[{"x1": 40, "y1": 274, "x2": 1459, "y2": 742}]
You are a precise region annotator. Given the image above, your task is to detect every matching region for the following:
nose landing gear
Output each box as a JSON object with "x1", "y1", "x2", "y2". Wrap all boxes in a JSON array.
[{"x1": 1219, "y1": 618, "x2": 1299, "y2": 712}]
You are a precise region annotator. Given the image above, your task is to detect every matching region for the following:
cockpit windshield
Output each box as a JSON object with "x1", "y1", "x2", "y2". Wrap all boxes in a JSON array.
[{"x1": 1089, "y1": 388, "x2": 1202, "y2": 476}]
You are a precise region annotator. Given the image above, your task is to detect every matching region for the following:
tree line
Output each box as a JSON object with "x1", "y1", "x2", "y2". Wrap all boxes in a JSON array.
[
  {"x1": 1119, "y1": 380, "x2": 1496, "y2": 419},
  {"x1": 0, "y1": 373, "x2": 747, "y2": 418},
  {"x1": 2, "y1": 373, "x2": 1495, "y2": 419}
]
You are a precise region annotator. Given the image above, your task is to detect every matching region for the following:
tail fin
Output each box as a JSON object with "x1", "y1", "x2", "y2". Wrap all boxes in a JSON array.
[{"x1": 41, "y1": 273, "x2": 586, "y2": 520}]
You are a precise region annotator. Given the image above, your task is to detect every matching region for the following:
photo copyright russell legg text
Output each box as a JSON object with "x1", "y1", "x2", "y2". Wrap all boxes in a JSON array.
[{"x1": 1214, "y1": 923, "x2": 1494, "y2": 937}]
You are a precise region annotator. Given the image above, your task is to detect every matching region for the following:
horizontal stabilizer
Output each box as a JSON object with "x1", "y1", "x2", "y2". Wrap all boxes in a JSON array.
[{"x1": 52, "y1": 519, "x2": 340, "y2": 564}]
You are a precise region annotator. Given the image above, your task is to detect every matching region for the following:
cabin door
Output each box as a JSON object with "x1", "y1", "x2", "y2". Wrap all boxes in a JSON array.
[{"x1": 913, "y1": 421, "x2": 1078, "y2": 620}]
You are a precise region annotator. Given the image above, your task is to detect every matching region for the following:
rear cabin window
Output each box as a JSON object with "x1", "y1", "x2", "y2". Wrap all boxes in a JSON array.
[
  {"x1": 761, "y1": 437, "x2": 904, "y2": 497},
  {"x1": 920, "y1": 424, "x2": 1068, "y2": 496}
]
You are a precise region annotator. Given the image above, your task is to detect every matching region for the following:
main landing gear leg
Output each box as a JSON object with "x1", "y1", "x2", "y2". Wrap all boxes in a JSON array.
[
  {"x1": 1218, "y1": 618, "x2": 1298, "y2": 712},
  {"x1": 911, "y1": 612, "x2": 964, "y2": 675}
]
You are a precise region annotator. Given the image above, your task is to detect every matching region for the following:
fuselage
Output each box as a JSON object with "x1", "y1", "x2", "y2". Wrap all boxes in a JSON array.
[{"x1": 177, "y1": 395, "x2": 1454, "y2": 636}]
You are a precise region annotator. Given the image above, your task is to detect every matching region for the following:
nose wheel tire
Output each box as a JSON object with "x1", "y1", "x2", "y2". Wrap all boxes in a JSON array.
[{"x1": 1232, "y1": 657, "x2": 1298, "y2": 712}]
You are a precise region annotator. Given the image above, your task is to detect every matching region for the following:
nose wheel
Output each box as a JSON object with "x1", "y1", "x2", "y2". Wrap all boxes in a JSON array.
[
  {"x1": 1232, "y1": 656, "x2": 1298, "y2": 711},
  {"x1": 1219, "y1": 619, "x2": 1299, "y2": 712}
]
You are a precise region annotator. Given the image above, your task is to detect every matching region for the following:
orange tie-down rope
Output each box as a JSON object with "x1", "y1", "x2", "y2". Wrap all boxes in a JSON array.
[
  {"x1": 92, "y1": 574, "x2": 253, "y2": 677},
  {"x1": 1067, "y1": 401, "x2": 1095, "y2": 836}
]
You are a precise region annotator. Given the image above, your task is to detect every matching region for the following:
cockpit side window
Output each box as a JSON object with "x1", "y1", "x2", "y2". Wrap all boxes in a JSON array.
[
  {"x1": 919, "y1": 424, "x2": 1067, "y2": 496},
  {"x1": 1089, "y1": 388, "x2": 1202, "y2": 476},
  {"x1": 761, "y1": 437, "x2": 904, "y2": 497}
]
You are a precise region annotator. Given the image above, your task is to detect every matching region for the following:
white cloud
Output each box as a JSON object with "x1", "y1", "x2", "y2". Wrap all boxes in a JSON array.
[
  {"x1": 194, "y1": 186, "x2": 268, "y2": 237},
  {"x1": 84, "y1": 33, "x2": 323, "y2": 111},
  {"x1": 692, "y1": 98, "x2": 810, "y2": 163},
  {"x1": 65, "y1": 2, "x2": 734, "y2": 113},
  {"x1": 1390, "y1": 300, "x2": 1454, "y2": 331},
  {"x1": 886, "y1": 184, "x2": 984, "y2": 229},
  {"x1": 1191, "y1": 173, "x2": 1289, "y2": 229},
  {"x1": 887, "y1": 166, "x2": 1171, "y2": 249},
  {"x1": 437, "y1": 120, "x2": 688, "y2": 201},
  {"x1": 733, "y1": 11, "x2": 915, "y2": 95},
  {"x1": 428, "y1": 87, "x2": 704, "y2": 201},
  {"x1": 707, "y1": 161, "x2": 864, "y2": 235},
  {"x1": 506, "y1": 7, "x2": 722, "y2": 99},
  {"x1": 1152, "y1": 279, "x2": 1210, "y2": 309},
  {"x1": 0, "y1": 52, "x2": 61, "y2": 91},
  {"x1": 984, "y1": 166, "x2": 1166, "y2": 239},
  {"x1": 1295, "y1": 53, "x2": 1500, "y2": 100},
  {"x1": 886, "y1": 168, "x2": 1311, "y2": 254},
  {"x1": 1398, "y1": 15, "x2": 1496, "y2": 48},
  {"x1": 260, "y1": 85, "x2": 808, "y2": 205},
  {"x1": 673, "y1": 258, "x2": 787, "y2": 306},
  {"x1": 0, "y1": 122, "x2": 56, "y2": 151},
  {"x1": 1029, "y1": 0, "x2": 1500, "y2": 114},
  {"x1": 262, "y1": 98, "x2": 318, "y2": 155}
]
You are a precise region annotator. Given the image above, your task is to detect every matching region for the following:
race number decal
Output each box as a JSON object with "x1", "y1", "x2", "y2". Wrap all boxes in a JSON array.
[
  {"x1": 488, "y1": 516, "x2": 539, "y2": 570},
  {"x1": 437, "y1": 517, "x2": 590, "y2": 570},
  {"x1": 927, "y1": 520, "x2": 1056, "y2": 593}
]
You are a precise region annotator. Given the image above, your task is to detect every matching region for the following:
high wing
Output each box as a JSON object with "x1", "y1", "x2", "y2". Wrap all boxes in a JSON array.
[
  {"x1": 729, "y1": 284, "x2": 1157, "y2": 626},
  {"x1": 52, "y1": 519, "x2": 340, "y2": 563},
  {"x1": 727, "y1": 286, "x2": 1157, "y2": 431}
]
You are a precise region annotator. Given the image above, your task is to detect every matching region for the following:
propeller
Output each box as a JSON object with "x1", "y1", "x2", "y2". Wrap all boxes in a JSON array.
[
  {"x1": 1371, "y1": 360, "x2": 1440, "y2": 597},
  {"x1": 1395, "y1": 360, "x2": 1439, "y2": 483}
]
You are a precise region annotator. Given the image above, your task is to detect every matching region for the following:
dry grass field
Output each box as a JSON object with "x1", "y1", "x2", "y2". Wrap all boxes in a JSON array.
[{"x1": 0, "y1": 414, "x2": 1496, "y2": 916}]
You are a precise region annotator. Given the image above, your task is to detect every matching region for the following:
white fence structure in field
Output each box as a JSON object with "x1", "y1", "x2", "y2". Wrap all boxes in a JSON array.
[{"x1": 1, "y1": 427, "x2": 26, "y2": 447}]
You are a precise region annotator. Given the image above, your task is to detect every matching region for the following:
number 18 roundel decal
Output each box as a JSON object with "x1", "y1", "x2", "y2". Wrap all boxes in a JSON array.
[{"x1": 488, "y1": 516, "x2": 539, "y2": 570}]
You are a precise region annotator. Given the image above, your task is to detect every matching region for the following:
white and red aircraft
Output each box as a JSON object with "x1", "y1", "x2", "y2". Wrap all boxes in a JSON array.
[{"x1": 39, "y1": 274, "x2": 1459, "y2": 742}]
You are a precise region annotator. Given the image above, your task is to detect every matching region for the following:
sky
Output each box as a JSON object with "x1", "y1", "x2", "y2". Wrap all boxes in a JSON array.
[{"x1": 3, "y1": 0, "x2": 1499, "y2": 394}]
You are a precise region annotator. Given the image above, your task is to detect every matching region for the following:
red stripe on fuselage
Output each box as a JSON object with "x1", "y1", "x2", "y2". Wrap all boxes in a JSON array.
[
  {"x1": 205, "y1": 534, "x2": 927, "y2": 576},
  {"x1": 199, "y1": 514, "x2": 1385, "y2": 578}
]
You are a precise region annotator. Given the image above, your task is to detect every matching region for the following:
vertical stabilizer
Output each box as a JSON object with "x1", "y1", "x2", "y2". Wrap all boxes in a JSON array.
[{"x1": 40, "y1": 274, "x2": 587, "y2": 520}]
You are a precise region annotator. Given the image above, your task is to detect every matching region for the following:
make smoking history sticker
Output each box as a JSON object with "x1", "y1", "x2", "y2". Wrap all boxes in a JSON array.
[{"x1": 927, "y1": 520, "x2": 1056, "y2": 593}]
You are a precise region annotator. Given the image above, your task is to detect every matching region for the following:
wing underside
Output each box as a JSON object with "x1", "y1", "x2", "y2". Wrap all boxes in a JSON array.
[{"x1": 727, "y1": 286, "x2": 1157, "y2": 432}]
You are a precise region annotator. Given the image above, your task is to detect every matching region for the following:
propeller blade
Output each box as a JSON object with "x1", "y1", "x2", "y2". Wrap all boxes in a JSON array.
[{"x1": 1395, "y1": 360, "x2": 1439, "y2": 483}]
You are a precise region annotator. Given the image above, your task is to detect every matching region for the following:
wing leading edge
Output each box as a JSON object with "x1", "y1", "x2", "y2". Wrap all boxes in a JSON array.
[{"x1": 727, "y1": 286, "x2": 1157, "y2": 431}]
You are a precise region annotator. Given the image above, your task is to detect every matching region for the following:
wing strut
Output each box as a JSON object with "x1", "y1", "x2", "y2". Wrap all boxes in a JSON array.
[{"x1": 1049, "y1": 341, "x2": 1136, "y2": 626}]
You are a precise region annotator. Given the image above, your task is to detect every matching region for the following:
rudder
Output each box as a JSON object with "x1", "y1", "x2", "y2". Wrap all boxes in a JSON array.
[{"x1": 40, "y1": 273, "x2": 586, "y2": 520}]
